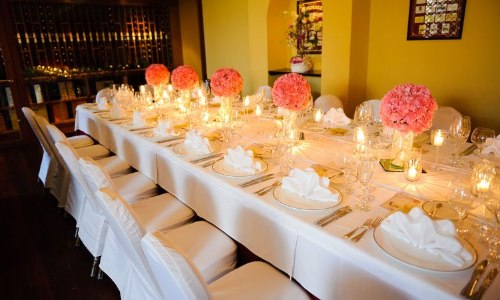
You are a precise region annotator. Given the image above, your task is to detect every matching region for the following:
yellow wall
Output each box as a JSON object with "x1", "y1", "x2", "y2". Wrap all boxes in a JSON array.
[
  {"x1": 178, "y1": 0, "x2": 204, "y2": 78},
  {"x1": 365, "y1": 0, "x2": 500, "y2": 132}
]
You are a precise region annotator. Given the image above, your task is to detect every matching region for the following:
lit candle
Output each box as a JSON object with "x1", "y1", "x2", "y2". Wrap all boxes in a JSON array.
[
  {"x1": 203, "y1": 111, "x2": 210, "y2": 123},
  {"x1": 167, "y1": 84, "x2": 174, "y2": 92},
  {"x1": 255, "y1": 104, "x2": 262, "y2": 116},
  {"x1": 140, "y1": 85, "x2": 146, "y2": 94},
  {"x1": 199, "y1": 96, "x2": 207, "y2": 106},
  {"x1": 433, "y1": 132, "x2": 445, "y2": 146},
  {"x1": 162, "y1": 90, "x2": 169, "y2": 100},
  {"x1": 477, "y1": 179, "x2": 490, "y2": 193},
  {"x1": 407, "y1": 166, "x2": 418, "y2": 180},
  {"x1": 354, "y1": 126, "x2": 366, "y2": 144},
  {"x1": 197, "y1": 88, "x2": 203, "y2": 98},
  {"x1": 314, "y1": 109, "x2": 323, "y2": 123},
  {"x1": 244, "y1": 96, "x2": 251, "y2": 107},
  {"x1": 355, "y1": 142, "x2": 367, "y2": 154}
]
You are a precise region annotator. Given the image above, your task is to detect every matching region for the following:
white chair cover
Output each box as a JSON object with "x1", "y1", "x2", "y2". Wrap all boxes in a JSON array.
[
  {"x1": 96, "y1": 88, "x2": 112, "y2": 104},
  {"x1": 431, "y1": 106, "x2": 461, "y2": 130},
  {"x1": 314, "y1": 95, "x2": 343, "y2": 112},
  {"x1": 363, "y1": 99, "x2": 381, "y2": 122},
  {"x1": 256, "y1": 85, "x2": 272, "y2": 99},
  {"x1": 21, "y1": 107, "x2": 56, "y2": 188},
  {"x1": 141, "y1": 231, "x2": 309, "y2": 300}
]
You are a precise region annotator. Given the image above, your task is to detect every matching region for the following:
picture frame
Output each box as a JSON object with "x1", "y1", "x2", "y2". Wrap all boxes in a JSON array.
[
  {"x1": 296, "y1": 0, "x2": 323, "y2": 54},
  {"x1": 407, "y1": 0, "x2": 466, "y2": 40}
]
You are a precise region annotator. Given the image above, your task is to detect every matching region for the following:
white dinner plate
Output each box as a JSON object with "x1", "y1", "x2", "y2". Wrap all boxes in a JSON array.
[
  {"x1": 172, "y1": 140, "x2": 220, "y2": 157},
  {"x1": 212, "y1": 158, "x2": 267, "y2": 178},
  {"x1": 473, "y1": 149, "x2": 500, "y2": 167},
  {"x1": 273, "y1": 185, "x2": 343, "y2": 211},
  {"x1": 120, "y1": 120, "x2": 156, "y2": 130},
  {"x1": 140, "y1": 130, "x2": 184, "y2": 142},
  {"x1": 373, "y1": 226, "x2": 477, "y2": 272},
  {"x1": 98, "y1": 113, "x2": 131, "y2": 121}
]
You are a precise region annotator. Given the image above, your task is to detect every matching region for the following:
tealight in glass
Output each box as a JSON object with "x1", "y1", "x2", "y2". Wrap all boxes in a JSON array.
[{"x1": 404, "y1": 148, "x2": 423, "y2": 182}]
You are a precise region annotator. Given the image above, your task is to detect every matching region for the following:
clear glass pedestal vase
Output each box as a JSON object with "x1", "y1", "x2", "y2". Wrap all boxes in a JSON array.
[{"x1": 390, "y1": 130, "x2": 414, "y2": 168}]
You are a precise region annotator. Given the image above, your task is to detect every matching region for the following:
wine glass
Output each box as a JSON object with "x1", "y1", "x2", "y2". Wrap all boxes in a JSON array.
[
  {"x1": 446, "y1": 179, "x2": 481, "y2": 235},
  {"x1": 353, "y1": 103, "x2": 373, "y2": 126},
  {"x1": 484, "y1": 178, "x2": 500, "y2": 261},
  {"x1": 471, "y1": 127, "x2": 496, "y2": 158},
  {"x1": 471, "y1": 159, "x2": 496, "y2": 239},
  {"x1": 334, "y1": 152, "x2": 355, "y2": 195},
  {"x1": 355, "y1": 154, "x2": 377, "y2": 211},
  {"x1": 430, "y1": 129, "x2": 447, "y2": 171},
  {"x1": 448, "y1": 115, "x2": 471, "y2": 167}
]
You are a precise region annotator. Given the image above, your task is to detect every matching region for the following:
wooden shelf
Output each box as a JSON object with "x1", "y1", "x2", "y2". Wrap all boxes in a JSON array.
[
  {"x1": 268, "y1": 68, "x2": 322, "y2": 77},
  {"x1": 30, "y1": 96, "x2": 94, "y2": 108},
  {"x1": 25, "y1": 69, "x2": 146, "y2": 84}
]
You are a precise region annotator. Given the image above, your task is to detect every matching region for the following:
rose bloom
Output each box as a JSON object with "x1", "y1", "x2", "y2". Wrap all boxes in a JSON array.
[
  {"x1": 210, "y1": 68, "x2": 243, "y2": 97},
  {"x1": 272, "y1": 73, "x2": 311, "y2": 111},
  {"x1": 145, "y1": 64, "x2": 170, "y2": 86},
  {"x1": 171, "y1": 65, "x2": 199, "y2": 90}
]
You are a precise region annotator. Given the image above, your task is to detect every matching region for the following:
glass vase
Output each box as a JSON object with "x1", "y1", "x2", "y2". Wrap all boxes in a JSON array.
[
  {"x1": 391, "y1": 130, "x2": 414, "y2": 168},
  {"x1": 279, "y1": 108, "x2": 301, "y2": 144}
]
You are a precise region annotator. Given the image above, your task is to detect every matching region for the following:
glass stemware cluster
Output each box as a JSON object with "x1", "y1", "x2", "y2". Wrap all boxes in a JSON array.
[{"x1": 448, "y1": 115, "x2": 471, "y2": 167}]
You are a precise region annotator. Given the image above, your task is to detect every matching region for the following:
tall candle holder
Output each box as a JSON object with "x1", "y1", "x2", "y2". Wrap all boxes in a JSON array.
[
  {"x1": 471, "y1": 159, "x2": 496, "y2": 239},
  {"x1": 404, "y1": 148, "x2": 422, "y2": 182},
  {"x1": 430, "y1": 129, "x2": 447, "y2": 171}
]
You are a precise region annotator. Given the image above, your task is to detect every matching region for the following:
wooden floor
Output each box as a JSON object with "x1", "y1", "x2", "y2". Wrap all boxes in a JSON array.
[{"x1": 0, "y1": 143, "x2": 120, "y2": 299}]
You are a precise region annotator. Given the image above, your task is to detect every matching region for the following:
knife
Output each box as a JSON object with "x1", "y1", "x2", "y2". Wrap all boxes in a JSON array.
[
  {"x1": 461, "y1": 259, "x2": 489, "y2": 297},
  {"x1": 459, "y1": 144, "x2": 478, "y2": 156},
  {"x1": 315, "y1": 206, "x2": 353, "y2": 227},
  {"x1": 190, "y1": 153, "x2": 223, "y2": 163},
  {"x1": 240, "y1": 173, "x2": 275, "y2": 187},
  {"x1": 471, "y1": 268, "x2": 498, "y2": 300}
]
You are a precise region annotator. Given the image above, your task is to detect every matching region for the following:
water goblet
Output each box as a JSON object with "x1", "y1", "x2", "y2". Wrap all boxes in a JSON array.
[
  {"x1": 484, "y1": 179, "x2": 500, "y2": 261},
  {"x1": 446, "y1": 179, "x2": 481, "y2": 235},
  {"x1": 471, "y1": 159, "x2": 497, "y2": 239},
  {"x1": 471, "y1": 127, "x2": 496, "y2": 159},
  {"x1": 448, "y1": 115, "x2": 471, "y2": 167},
  {"x1": 355, "y1": 154, "x2": 377, "y2": 211},
  {"x1": 430, "y1": 129, "x2": 447, "y2": 171},
  {"x1": 334, "y1": 152, "x2": 355, "y2": 195},
  {"x1": 353, "y1": 102, "x2": 373, "y2": 126}
]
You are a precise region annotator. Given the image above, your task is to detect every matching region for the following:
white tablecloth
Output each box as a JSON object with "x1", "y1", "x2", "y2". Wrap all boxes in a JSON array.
[{"x1": 76, "y1": 106, "x2": 499, "y2": 300}]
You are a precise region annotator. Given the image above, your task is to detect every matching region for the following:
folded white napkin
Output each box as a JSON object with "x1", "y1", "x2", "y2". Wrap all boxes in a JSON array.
[
  {"x1": 97, "y1": 96, "x2": 109, "y2": 111},
  {"x1": 482, "y1": 134, "x2": 500, "y2": 157},
  {"x1": 153, "y1": 120, "x2": 178, "y2": 137},
  {"x1": 282, "y1": 168, "x2": 339, "y2": 203},
  {"x1": 132, "y1": 111, "x2": 146, "y2": 126},
  {"x1": 380, "y1": 207, "x2": 472, "y2": 267},
  {"x1": 223, "y1": 146, "x2": 262, "y2": 174},
  {"x1": 323, "y1": 108, "x2": 351, "y2": 126},
  {"x1": 110, "y1": 102, "x2": 126, "y2": 118},
  {"x1": 183, "y1": 130, "x2": 212, "y2": 155}
]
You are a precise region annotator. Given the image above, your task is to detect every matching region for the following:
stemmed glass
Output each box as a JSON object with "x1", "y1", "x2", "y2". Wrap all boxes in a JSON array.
[
  {"x1": 471, "y1": 127, "x2": 496, "y2": 158},
  {"x1": 430, "y1": 129, "x2": 447, "y2": 171},
  {"x1": 353, "y1": 103, "x2": 373, "y2": 126},
  {"x1": 471, "y1": 159, "x2": 497, "y2": 239},
  {"x1": 355, "y1": 154, "x2": 377, "y2": 211},
  {"x1": 448, "y1": 115, "x2": 471, "y2": 167},
  {"x1": 446, "y1": 179, "x2": 481, "y2": 235},
  {"x1": 484, "y1": 179, "x2": 500, "y2": 261},
  {"x1": 334, "y1": 152, "x2": 356, "y2": 195}
]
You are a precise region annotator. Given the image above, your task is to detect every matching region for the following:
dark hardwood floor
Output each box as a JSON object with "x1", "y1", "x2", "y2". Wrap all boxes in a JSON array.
[{"x1": 0, "y1": 142, "x2": 119, "y2": 299}]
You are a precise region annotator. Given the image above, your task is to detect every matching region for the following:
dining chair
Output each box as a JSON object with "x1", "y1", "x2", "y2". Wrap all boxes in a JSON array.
[
  {"x1": 363, "y1": 99, "x2": 381, "y2": 122},
  {"x1": 314, "y1": 95, "x2": 343, "y2": 112},
  {"x1": 95, "y1": 188, "x2": 236, "y2": 299},
  {"x1": 256, "y1": 85, "x2": 272, "y2": 99},
  {"x1": 141, "y1": 231, "x2": 310, "y2": 300},
  {"x1": 78, "y1": 156, "x2": 193, "y2": 278},
  {"x1": 55, "y1": 140, "x2": 132, "y2": 242},
  {"x1": 431, "y1": 106, "x2": 461, "y2": 130}
]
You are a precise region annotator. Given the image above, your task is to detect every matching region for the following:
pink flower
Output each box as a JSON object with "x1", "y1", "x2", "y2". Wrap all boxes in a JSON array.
[
  {"x1": 272, "y1": 73, "x2": 311, "y2": 111},
  {"x1": 210, "y1": 68, "x2": 243, "y2": 97},
  {"x1": 171, "y1": 65, "x2": 199, "y2": 90},
  {"x1": 380, "y1": 83, "x2": 438, "y2": 133},
  {"x1": 145, "y1": 64, "x2": 170, "y2": 86}
]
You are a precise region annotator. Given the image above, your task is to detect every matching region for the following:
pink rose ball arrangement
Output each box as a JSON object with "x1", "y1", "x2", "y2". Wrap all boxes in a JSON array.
[
  {"x1": 171, "y1": 65, "x2": 199, "y2": 90},
  {"x1": 210, "y1": 68, "x2": 243, "y2": 97},
  {"x1": 272, "y1": 73, "x2": 311, "y2": 111},
  {"x1": 380, "y1": 83, "x2": 438, "y2": 134},
  {"x1": 145, "y1": 64, "x2": 170, "y2": 86}
]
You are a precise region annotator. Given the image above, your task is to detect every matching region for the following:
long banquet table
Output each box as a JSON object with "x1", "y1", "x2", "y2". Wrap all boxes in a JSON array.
[{"x1": 76, "y1": 105, "x2": 499, "y2": 300}]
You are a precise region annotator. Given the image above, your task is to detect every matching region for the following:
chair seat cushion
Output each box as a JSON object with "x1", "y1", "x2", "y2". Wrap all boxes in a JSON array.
[
  {"x1": 68, "y1": 135, "x2": 94, "y2": 148},
  {"x1": 162, "y1": 221, "x2": 237, "y2": 283},
  {"x1": 132, "y1": 193, "x2": 194, "y2": 232},
  {"x1": 96, "y1": 155, "x2": 132, "y2": 177},
  {"x1": 209, "y1": 261, "x2": 309, "y2": 300},
  {"x1": 76, "y1": 144, "x2": 110, "y2": 159},
  {"x1": 113, "y1": 172, "x2": 158, "y2": 204}
]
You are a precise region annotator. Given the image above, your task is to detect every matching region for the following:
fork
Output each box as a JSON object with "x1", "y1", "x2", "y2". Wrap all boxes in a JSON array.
[
  {"x1": 343, "y1": 218, "x2": 372, "y2": 239},
  {"x1": 351, "y1": 216, "x2": 383, "y2": 243},
  {"x1": 254, "y1": 179, "x2": 281, "y2": 196}
]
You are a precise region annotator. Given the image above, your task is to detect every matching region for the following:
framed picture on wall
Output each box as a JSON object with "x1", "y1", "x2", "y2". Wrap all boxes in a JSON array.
[
  {"x1": 296, "y1": 0, "x2": 323, "y2": 54},
  {"x1": 407, "y1": 0, "x2": 466, "y2": 40}
]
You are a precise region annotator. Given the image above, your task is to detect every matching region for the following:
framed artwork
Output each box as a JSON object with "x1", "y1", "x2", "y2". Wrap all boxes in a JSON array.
[
  {"x1": 407, "y1": 0, "x2": 467, "y2": 40},
  {"x1": 296, "y1": 0, "x2": 323, "y2": 54}
]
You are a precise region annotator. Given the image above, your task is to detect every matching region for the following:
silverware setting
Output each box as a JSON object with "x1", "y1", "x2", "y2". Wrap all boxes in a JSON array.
[
  {"x1": 166, "y1": 141, "x2": 184, "y2": 148},
  {"x1": 461, "y1": 259, "x2": 489, "y2": 298},
  {"x1": 351, "y1": 216, "x2": 383, "y2": 243},
  {"x1": 315, "y1": 206, "x2": 353, "y2": 227},
  {"x1": 471, "y1": 268, "x2": 498, "y2": 300},
  {"x1": 202, "y1": 157, "x2": 223, "y2": 168},
  {"x1": 254, "y1": 179, "x2": 281, "y2": 196},
  {"x1": 190, "y1": 153, "x2": 224, "y2": 163},
  {"x1": 459, "y1": 144, "x2": 478, "y2": 156},
  {"x1": 239, "y1": 173, "x2": 275, "y2": 188},
  {"x1": 343, "y1": 218, "x2": 372, "y2": 239}
]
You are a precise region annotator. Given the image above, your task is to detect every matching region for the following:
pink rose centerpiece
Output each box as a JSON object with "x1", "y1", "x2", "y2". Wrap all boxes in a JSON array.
[
  {"x1": 272, "y1": 73, "x2": 311, "y2": 142},
  {"x1": 380, "y1": 83, "x2": 438, "y2": 166},
  {"x1": 145, "y1": 64, "x2": 170, "y2": 100},
  {"x1": 171, "y1": 65, "x2": 199, "y2": 90},
  {"x1": 210, "y1": 68, "x2": 243, "y2": 125}
]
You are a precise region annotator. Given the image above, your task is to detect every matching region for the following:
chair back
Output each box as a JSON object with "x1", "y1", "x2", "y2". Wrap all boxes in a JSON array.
[
  {"x1": 431, "y1": 106, "x2": 461, "y2": 130},
  {"x1": 96, "y1": 88, "x2": 112, "y2": 103},
  {"x1": 363, "y1": 99, "x2": 381, "y2": 122},
  {"x1": 22, "y1": 107, "x2": 52, "y2": 154},
  {"x1": 256, "y1": 85, "x2": 272, "y2": 99},
  {"x1": 95, "y1": 188, "x2": 162, "y2": 299},
  {"x1": 141, "y1": 231, "x2": 211, "y2": 300},
  {"x1": 314, "y1": 95, "x2": 343, "y2": 112},
  {"x1": 78, "y1": 156, "x2": 117, "y2": 213}
]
